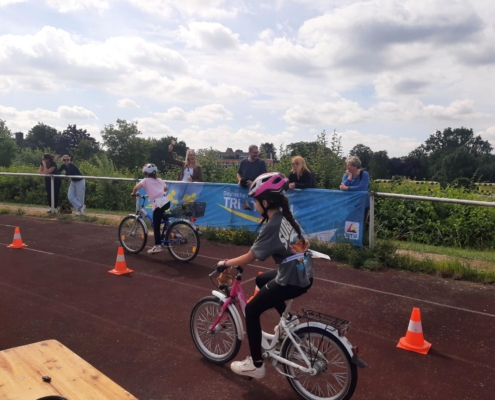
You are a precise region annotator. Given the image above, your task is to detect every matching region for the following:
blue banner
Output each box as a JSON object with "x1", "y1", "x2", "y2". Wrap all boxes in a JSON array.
[{"x1": 140, "y1": 182, "x2": 367, "y2": 245}]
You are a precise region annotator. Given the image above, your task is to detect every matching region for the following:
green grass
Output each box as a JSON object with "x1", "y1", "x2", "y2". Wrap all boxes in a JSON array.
[
  {"x1": 0, "y1": 201, "x2": 128, "y2": 217},
  {"x1": 392, "y1": 241, "x2": 495, "y2": 263}
]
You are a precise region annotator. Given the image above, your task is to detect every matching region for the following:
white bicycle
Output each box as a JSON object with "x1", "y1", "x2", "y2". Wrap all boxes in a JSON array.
[{"x1": 190, "y1": 263, "x2": 367, "y2": 400}]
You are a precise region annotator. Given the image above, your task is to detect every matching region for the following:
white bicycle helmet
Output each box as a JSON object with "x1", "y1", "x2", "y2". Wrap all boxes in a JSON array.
[{"x1": 142, "y1": 163, "x2": 158, "y2": 175}]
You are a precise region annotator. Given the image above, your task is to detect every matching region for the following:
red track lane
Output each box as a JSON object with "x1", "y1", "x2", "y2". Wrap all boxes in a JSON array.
[{"x1": 1, "y1": 215, "x2": 494, "y2": 400}]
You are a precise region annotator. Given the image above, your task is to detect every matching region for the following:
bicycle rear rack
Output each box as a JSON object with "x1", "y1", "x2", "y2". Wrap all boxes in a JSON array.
[{"x1": 297, "y1": 309, "x2": 351, "y2": 337}]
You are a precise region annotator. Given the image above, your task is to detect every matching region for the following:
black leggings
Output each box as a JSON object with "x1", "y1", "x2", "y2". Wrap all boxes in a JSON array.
[
  {"x1": 152, "y1": 202, "x2": 170, "y2": 245},
  {"x1": 245, "y1": 269, "x2": 312, "y2": 362}
]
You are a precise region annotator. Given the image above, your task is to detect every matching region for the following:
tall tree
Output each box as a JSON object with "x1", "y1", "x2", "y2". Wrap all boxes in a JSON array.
[
  {"x1": 57, "y1": 124, "x2": 99, "y2": 156},
  {"x1": 24, "y1": 122, "x2": 60, "y2": 151},
  {"x1": 421, "y1": 127, "x2": 492, "y2": 156},
  {"x1": 285, "y1": 141, "x2": 319, "y2": 160},
  {"x1": 349, "y1": 144, "x2": 373, "y2": 170},
  {"x1": 259, "y1": 142, "x2": 278, "y2": 161},
  {"x1": 369, "y1": 150, "x2": 390, "y2": 179},
  {"x1": 101, "y1": 119, "x2": 151, "y2": 170},
  {"x1": 149, "y1": 136, "x2": 187, "y2": 172},
  {"x1": 0, "y1": 120, "x2": 17, "y2": 167}
]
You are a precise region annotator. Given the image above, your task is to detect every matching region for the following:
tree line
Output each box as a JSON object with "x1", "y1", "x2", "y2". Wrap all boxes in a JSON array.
[{"x1": 1, "y1": 118, "x2": 493, "y2": 187}]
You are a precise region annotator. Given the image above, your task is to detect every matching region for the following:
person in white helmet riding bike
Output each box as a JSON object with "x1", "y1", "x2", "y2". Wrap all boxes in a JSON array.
[
  {"x1": 216, "y1": 172, "x2": 313, "y2": 379},
  {"x1": 131, "y1": 164, "x2": 171, "y2": 254}
]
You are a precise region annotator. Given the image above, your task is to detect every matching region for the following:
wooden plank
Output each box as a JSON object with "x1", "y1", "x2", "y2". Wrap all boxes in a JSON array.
[{"x1": 0, "y1": 340, "x2": 137, "y2": 400}]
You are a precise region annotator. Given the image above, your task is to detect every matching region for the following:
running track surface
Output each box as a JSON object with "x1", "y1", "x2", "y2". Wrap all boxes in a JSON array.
[{"x1": 1, "y1": 215, "x2": 494, "y2": 400}]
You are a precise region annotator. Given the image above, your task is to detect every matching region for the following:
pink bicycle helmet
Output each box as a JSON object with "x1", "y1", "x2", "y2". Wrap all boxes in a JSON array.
[{"x1": 248, "y1": 172, "x2": 289, "y2": 198}]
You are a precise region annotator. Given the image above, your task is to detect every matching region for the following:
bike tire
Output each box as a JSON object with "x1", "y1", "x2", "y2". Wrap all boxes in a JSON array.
[
  {"x1": 166, "y1": 220, "x2": 200, "y2": 262},
  {"x1": 118, "y1": 216, "x2": 147, "y2": 254},
  {"x1": 190, "y1": 296, "x2": 241, "y2": 364},
  {"x1": 281, "y1": 326, "x2": 358, "y2": 400}
]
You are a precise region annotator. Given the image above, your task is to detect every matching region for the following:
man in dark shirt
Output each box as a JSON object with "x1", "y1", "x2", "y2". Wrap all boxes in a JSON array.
[
  {"x1": 58, "y1": 155, "x2": 85, "y2": 215},
  {"x1": 237, "y1": 145, "x2": 267, "y2": 188}
]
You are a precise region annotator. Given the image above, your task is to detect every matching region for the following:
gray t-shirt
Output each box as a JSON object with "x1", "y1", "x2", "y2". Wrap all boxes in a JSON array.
[{"x1": 250, "y1": 212, "x2": 313, "y2": 287}]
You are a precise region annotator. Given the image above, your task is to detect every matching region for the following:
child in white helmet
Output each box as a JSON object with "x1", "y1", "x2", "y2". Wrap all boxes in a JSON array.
[{"x1": 131, "y1": 163, "x2": 170, "y2": 254}]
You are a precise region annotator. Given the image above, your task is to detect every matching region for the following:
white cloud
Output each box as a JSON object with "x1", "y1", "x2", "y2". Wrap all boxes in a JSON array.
[
  {"x1": 45, "y1": 0, "x2": 110, "y2": 13},
  {"x1": 283, "y1": 99, "x2": 368, "y2": 125},
  {"x1": 132, "y1": 117, "x2": 174, "y2": 136},
  {"x1": 155, "y1": 104, "x2": 233, "y2": 124},
  {"x1": 477, "y1": 126, "x2": 495, "y2": 146},
  {"x1": 423, "y1": 99, "x2": 489, "y2": 120},
  {"x1": 0, "y1": 0, "x2": 25, "y2": 6},
  {"x1": 340, "y1": 129, "x2": 422, "y2": 157},
  {"x1": 177, "y1": 22, "x2": 240, "y2": 50},
  {"x1": 0, "y1": 105, "x2": 98, "y2": 133},
  {"x1": 116, "y1": 98, "x2": 140, "y2": 109},
  {"x1": 123, "y1": 0, "x2": 245, "y2": 19}
]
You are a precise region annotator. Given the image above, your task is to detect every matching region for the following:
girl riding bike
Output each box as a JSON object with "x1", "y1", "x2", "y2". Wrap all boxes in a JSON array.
[
  {"x1": 216, "y1": 172, "x2": 313, "y2": 379},
  {"x1": 131, "y1": 163, "x2": 171, "y2": 254}
]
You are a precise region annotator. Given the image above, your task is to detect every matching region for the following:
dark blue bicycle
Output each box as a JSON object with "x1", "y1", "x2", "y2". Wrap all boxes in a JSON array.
[{"x1": 118, "y1": 193, "x2": 205, "y2": 262}]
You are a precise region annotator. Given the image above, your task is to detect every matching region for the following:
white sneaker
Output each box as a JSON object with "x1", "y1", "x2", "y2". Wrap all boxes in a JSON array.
[
  {"x1": 231, "y1": 357, "x2": 266, "y2": 379},
  {"x1": 78, "y1": 206, "x2": 85, "y2": 215},
  {"x1": 75, "y1": 210, "x2": 82, "y2": 216},
  {"x1": 148, "y1": 245, "x2": 163, "y2": 254}
]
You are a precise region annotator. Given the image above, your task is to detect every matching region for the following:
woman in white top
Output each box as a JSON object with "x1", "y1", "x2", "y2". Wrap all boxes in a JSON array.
[
  {"x1": 166, "y1": 142, "x2": 203, "y2": 182},
  {"x1": 131, "y1": 163, "x2": 170, "y2": 254}
]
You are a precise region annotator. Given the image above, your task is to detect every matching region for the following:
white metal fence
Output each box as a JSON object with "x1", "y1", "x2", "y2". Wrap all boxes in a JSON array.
[
  {"x1": 0, "y1": 172, "x2": 138, "y2": 213},
  {"x1": 2, "y1": 172, "x2": 495, "y2": 248}
]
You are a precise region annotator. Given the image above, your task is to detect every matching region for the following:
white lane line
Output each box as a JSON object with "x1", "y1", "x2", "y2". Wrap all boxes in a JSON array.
[
  {"x1": 0, "y1": 243, "x2": 54, "y2": 255},
  {"x1": 0, "y1": 282, "x2": 198, "y2": 356},
  {"x1": 4, "y1": 243, "x2": 494, "y2": 319},
  {"x1": 0, "y1": 224, "x2": 18, "y2": 227},
  {"x1": 316, "y1": 276, "x2": 495, "y2": 318}
]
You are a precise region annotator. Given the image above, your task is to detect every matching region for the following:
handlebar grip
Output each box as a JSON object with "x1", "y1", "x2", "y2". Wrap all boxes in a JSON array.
[{"x1": 216, "y1": 265, "x2": 227, "y2": 273}]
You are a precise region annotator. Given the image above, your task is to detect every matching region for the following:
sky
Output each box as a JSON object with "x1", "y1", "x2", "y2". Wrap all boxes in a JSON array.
[{"x1": 0, "y1": 0, "x2": 494, "y2": 157}]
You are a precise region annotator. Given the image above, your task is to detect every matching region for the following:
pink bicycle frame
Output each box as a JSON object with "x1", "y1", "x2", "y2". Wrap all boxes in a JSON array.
[{"x1": 208, "y1": 276, "x2": 248, "y2": 333}]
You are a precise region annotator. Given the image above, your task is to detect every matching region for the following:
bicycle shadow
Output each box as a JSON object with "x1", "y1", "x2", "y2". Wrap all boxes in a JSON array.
[
  {"x1": 125, "y1": 252, "x2": 211, "y2": 281},
  {"x1": 196, "y1": 357, "x2": 295, "y2": 399}
]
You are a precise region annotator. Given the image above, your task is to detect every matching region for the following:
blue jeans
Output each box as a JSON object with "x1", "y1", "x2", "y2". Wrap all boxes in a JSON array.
[{"x1": 68, "y1": 180, "x2": 85, "y2": 211}]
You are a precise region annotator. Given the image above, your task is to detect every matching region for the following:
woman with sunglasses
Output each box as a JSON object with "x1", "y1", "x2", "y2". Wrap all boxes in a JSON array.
[
  {"x1": 38, "y1": 153, "x2": 62, "y2": 212},
  {"x1": 58, "y1": 155, "x2": 85, "y2": 215},
  {"x1": 288, "y1": 156, "x2": 315, "y2": 189}
]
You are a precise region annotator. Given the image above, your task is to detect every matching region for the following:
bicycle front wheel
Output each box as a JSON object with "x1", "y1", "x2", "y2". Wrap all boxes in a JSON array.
[
  {"x1": 190, "y1": 296, "x2": 241, "y2": 364},
  {"x1": 281, "y1": 326, "x2": 358, "y2": 400},
  {"x1": 166, "y1": 220, "x2": 200, "y2": 262},
  {"x1": 118, "y1": 216, "x2": 147, "y2": 254}
]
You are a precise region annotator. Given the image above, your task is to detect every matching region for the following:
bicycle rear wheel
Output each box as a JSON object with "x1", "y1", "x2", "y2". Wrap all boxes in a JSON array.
[
  {"x1": 190, "y1": 296, "x2": 241, "y2": 364},
  {"x1": 166, "y1": 220, "x2": 200, "y2": 262},
  {"x1": 118, "y1": 216, "x2": 147, "y2": 254},
  {"x1": 281, "y1": 326, "x2": 357, "y2": 400}
]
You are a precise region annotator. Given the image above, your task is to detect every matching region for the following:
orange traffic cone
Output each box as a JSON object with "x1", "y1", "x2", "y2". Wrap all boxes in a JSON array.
[
  {"x1": 7, "y1": 227, "x2": 28, "y2": 249},
  {"x1": 108, "y1": 247, "x2": 133, "y2": 275},
  {"x1": 397, "y1": 307, "x2": 431, "y2": 354},
  {"x1": 248, "y1": 272, "x2": 263, "y2": 303}
]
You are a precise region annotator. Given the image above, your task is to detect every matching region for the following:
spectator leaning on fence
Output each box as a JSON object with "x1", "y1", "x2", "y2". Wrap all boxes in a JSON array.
[
  {"x1": 288, "y1": 156, "x2": 315, "y2": 189},
  {"x1": 166, "y1": 141, "x2": 203, "y2": 182},
  {"x1": 237, "y1": 145, "x2": 267, "y2": 188},
  {"x1": 38, "y1": 153, "x2": 62, "y2": 212},
  {"x1": 58, "y1": 155, "x2": 86, "y2": 215},
  {"x1": 340, "y1": 155, "x2": 370, "y2": 214}
]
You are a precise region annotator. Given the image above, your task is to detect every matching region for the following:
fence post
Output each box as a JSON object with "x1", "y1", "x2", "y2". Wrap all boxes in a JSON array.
[
  {"x1": 50, "y1": 175, "x2": 55, "y2": 213},
  {"x1": 369, "y1": 192, "x2": 375, "y2": 249}
]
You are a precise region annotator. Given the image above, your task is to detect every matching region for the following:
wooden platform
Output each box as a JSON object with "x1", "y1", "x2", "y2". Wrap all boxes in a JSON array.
[{"x1": 0, "y1": 340, "x2": 137, "y2": 399}]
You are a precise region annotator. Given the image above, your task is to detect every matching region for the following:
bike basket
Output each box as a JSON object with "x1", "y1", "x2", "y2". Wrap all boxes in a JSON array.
[
  {"x1": 297, "y1": 309, "x2": 351, "y2": 337},
  {"x1": 169, "y1": 202, "x2": 207, "y2": 218}
]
